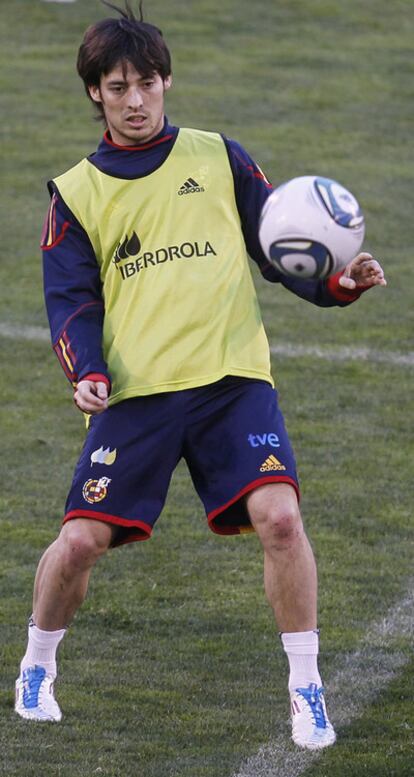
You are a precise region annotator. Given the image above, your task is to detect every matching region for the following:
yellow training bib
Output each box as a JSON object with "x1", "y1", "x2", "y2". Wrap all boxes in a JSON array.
[{"x1": 54, "y1": 128, "x2": 273, "y2": 403}]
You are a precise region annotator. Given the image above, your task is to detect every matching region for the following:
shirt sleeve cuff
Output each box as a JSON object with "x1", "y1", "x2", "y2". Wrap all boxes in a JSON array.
[
  {"x1": 326, "y1": 270, "x2": 370, "y2": 303},
  {"x1": 78, "y1": 373, "x2": 112, "y2": 394}
]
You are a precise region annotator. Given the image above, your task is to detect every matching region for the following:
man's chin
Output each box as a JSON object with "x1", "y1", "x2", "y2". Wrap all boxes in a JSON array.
[{"x1": 115, "y1": 127, "x2": 156, "y2": 146}]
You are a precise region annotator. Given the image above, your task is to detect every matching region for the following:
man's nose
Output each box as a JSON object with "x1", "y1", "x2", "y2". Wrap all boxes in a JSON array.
[{"x1": 127, "y1": 87, "x2": 144, "y2": 109}]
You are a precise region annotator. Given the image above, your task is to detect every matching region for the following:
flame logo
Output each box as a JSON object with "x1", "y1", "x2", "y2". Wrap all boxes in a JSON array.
[
  {"x1": 113, "y1": 232, "x2": 141, "y2": 265},
  {"x1": 90, "y1": 445, "x2": 117, "y2": 466}
]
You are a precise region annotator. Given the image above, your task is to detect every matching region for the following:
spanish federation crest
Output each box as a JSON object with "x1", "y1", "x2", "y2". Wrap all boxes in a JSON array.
[{"x1": 82, "y1": 477, "x2": 112, "y2": 504}]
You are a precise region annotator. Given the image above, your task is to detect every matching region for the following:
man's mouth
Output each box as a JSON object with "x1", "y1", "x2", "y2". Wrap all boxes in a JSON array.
[{"x1": 126, "y1": 114, "x2": 147, "y2": 127}]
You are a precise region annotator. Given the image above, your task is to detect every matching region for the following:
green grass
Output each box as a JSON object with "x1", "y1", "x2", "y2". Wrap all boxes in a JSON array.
[
  {"x1": 302, "y1": 661, "x2": 414, "y2": 777},
  {"x1": 0, "y1": 1, "x2": 413, "y2": 775}
]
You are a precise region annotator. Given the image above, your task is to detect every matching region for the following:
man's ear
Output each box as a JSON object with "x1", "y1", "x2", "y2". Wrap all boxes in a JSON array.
[
  {"x1": 164, "y1": 74, "x2": 172, "y2": 92},
  {"x1": 88, "y1": 84, "x2": 102, "y2": 104}
]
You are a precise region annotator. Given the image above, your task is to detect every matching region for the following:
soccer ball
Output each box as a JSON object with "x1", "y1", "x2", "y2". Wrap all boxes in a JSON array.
[{"x1": 258, "y1": 176, "x2": 365, "y2": 279}]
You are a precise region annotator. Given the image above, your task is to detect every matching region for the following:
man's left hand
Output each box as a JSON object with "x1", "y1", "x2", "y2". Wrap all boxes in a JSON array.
[{"x1": 339, "y1": 252, "x2": 387, "y2": 290}]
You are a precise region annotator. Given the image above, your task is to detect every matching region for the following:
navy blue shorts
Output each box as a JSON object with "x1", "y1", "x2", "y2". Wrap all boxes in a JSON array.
[{"x1": 64, "y1": 377, "x2": 299, "y2": 546}]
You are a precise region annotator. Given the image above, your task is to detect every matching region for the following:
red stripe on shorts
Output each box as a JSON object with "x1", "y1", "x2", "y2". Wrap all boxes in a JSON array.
[
  {"x1": 63, "y1": 509, "x2": 153, "y2": 545},
  {"x1": 207, "y1": 475, "x2": 300, "y2": 535}
]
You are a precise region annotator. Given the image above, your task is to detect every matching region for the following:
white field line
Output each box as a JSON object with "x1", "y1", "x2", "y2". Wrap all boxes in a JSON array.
[
  {"x1": 270, "y1": 343, "x2": 414, "y2": 367},
  {"x1": 1, "y1": 322, "x2": 413, "y2": 367},
  {"x1": 232, "y1": 581, "x2": 414, "y2": 777},
  {"x1": 0, "y1": 322, "x2": 50, "y2": 342}
]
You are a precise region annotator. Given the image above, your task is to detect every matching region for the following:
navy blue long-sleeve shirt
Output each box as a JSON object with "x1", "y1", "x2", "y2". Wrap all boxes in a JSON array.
[{"x1": 41, "y1": 119, "x2": 363, "y2": 388}]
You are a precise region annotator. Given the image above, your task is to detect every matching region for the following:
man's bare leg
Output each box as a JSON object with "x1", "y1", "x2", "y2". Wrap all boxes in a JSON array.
[
  {"x1": 246, "y1": 483, "x2": 317, "y2": 631},
  {"x1": 15, "y1": 518, "x2": 115, "y2": 722},
  {"x1": 33, "y1": 518, "x2": 116, "y2": 629},
  {"x1": 246, "y1": 482, "x2": 336, "y2": 749}
]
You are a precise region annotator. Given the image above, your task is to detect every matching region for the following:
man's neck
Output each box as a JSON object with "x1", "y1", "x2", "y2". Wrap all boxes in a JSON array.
[{"x1": 104, "y1": 117, "x2": 170, "y2": 150}]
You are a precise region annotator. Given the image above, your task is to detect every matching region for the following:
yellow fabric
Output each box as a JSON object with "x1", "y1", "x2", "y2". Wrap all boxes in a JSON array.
[{"x1": 54, "y1": 128, "x2": 273, "y2": 403}]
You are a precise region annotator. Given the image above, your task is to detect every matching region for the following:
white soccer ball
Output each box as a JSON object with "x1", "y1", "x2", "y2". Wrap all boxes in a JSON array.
[{"x1": 258, "y1": 175, "x2": 365, "y2": 279}]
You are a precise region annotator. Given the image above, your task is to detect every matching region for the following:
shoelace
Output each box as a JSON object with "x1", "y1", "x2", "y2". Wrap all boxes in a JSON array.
[
  {"x1": 22, "y1": 666, "x2": 46, "y2": 708},
  {"x1": 296, "y1": 683, "x2": 327, "y2": 729}
]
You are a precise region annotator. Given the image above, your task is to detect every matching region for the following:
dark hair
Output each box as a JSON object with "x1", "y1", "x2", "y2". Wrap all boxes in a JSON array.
[{"x1": 77, "y1": 1, "x2": 172, "y2": 120}]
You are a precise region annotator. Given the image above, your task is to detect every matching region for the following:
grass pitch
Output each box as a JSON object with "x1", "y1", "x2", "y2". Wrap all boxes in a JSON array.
[{"x1": 0, "y1": 1, "x2": 413, "y2": 776}]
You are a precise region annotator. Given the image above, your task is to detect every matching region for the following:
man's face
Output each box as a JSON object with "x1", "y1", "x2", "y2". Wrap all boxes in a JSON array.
[{"x1": 89, "y1": 61, "x2": 172, "y2": 146}]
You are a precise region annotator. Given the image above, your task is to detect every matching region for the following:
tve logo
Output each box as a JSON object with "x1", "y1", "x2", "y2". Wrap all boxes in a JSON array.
[{"x1": 248, "y1": 433, "x2": 280, "y2": 448}]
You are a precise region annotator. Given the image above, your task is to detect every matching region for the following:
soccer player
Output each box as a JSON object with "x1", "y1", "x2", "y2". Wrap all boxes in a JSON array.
[{"x1": 15, "y1": 1, "x2": 386, "y2": 750}]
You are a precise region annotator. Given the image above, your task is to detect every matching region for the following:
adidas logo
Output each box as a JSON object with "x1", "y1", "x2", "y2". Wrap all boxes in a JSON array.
[
  {"x1": 178, "y1": 177, "x2": 205, "y2": 195},
  {"x1": 260, "y1": 454, "x2": 286, "y2": 472}
]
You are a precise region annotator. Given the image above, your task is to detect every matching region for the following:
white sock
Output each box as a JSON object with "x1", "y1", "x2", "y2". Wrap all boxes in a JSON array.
[
  {"x1": 20, "y1": 618, "x2": 66, "y2": 678},
  {"x1": 281, "y1": 630, "x2": 322, "y2": 692}
]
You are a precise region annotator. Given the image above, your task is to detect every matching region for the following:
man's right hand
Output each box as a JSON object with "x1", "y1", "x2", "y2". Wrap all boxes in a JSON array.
[{"x1": 73, "y1": 379, "x2": 109, "y2": 414}]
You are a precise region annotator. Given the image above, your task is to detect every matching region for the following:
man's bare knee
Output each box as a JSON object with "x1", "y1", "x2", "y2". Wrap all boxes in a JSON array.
[
  {"x1": 254, "y1": 505, "x2": 304, "y2": 550},
  {"x1": 58, "y1": 519, "x2": 114, "y2": 572},
  {"x1": 246, "y1": 484, "x2": 304, "y2": 551}
]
